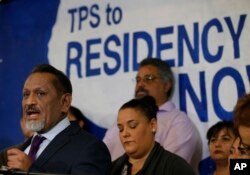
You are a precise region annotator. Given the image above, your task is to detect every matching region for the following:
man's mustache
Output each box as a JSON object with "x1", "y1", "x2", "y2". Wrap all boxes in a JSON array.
[
  {"x1": 25, "y1": 105, "x2": 40, "y2": 115},
  {"x1": 135, "y1": 88, "x2": 149, "y2": 97}
]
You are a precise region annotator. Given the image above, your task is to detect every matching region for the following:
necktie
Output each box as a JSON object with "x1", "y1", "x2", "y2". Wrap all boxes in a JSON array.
[{"x1": 28, "y1": 135, "x2": 45, "y2": 162}]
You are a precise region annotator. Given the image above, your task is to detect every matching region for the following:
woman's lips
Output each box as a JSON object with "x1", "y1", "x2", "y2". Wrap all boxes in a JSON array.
[{"x1": 214, "y1": 150, "x2": 223, "y2": 154}]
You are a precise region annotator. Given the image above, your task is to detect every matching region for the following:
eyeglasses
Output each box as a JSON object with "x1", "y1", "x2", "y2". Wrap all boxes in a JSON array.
[
  {"x1": 238, "y1": 143, "x2": 250, "y2": 156},
  {"x1": 134, "y1": 74, "x2": 161, "y2": 84},
  {"x1": 238, "y1": 147, "x2": 250, "y2": 156}
]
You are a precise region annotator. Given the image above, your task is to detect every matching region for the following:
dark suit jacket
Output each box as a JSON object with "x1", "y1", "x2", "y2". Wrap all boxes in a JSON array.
[{"x1": 1, "y1": 122, "x2": 111, "y2": 175}]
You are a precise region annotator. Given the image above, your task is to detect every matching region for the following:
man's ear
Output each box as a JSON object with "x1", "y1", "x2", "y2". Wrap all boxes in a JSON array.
[
  {"x1": 164, "y1": 81, "x2": 172, "y2": 94},
  {"x1": 61, "y1": 93, "x2": 72, "y2": 113}
]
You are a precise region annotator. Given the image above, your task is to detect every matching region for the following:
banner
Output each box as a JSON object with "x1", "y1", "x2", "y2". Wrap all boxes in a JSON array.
[{"x1": 0, "y1": 0, "x2": 250, "y2": 170}]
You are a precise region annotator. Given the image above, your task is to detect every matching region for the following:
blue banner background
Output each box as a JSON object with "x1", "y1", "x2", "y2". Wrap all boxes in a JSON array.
[
  {"x1": 0, "y1": 0, "x2": 58, "y2": 148},
  {"x1": 0, "y1": 1, "x2": 250, "y2": 174}
]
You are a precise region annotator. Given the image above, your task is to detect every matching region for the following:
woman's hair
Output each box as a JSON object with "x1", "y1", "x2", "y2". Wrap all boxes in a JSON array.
[
  {"x1": 119, "y1": 95, "x2": 158, "y2": 121},
  {"x1": 206, "y1": 120, "x2": 235, "y2": 144},
  {"x1": 233, "y1": 93, "x2": 250, "y2": 135}
]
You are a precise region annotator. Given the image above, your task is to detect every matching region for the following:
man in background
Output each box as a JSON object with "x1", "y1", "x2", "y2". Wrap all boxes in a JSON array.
[{"x1": 103, "y1": 58, "x2": 202, "y2": 172}]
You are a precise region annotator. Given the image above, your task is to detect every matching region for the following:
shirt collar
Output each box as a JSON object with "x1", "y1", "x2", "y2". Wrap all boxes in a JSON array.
[
  {"x1": 158, "y1": 101, "x2": 175, "y2": 112},
  {"x1": 35, "y1": 117, "x2": 70, "y2": 142}
]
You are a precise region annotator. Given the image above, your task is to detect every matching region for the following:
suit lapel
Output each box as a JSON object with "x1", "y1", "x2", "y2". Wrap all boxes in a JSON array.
[
  {"x1": 19, "y1": 137, "x2": 33, "y2": 151},
  {"x1": 34, "y1": 123, "x2": 79, "y2": 167}
]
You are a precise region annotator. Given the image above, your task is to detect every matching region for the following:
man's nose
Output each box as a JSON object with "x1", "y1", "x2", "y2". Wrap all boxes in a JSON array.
[
  {"x1": 136, "y1": 78, "x2": 146, "y2": 87},
  {"x1": 25, "y1": 93, "x2": 37, "y2": 105}
]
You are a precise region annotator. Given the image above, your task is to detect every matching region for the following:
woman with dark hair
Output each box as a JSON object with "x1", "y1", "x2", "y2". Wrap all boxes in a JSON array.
[
  {"x1": 201, "y1": 121, "x2": 236, "y2": 175},
  {"x1": 110, "y1": 95, "x2": 195, "y2": 175}
]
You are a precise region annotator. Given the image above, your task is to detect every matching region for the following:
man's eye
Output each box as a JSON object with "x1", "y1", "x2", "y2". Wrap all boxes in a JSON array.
[
  {"x1": 23, "y1": 92, "x2": 29, "y2": 98},
  {"x1": 135, "y1": 77, "x2": 141, "y2": 83},
  {"x1": 145, "y1": 75, "x2": 154, "y2": 81},
  {"x1": 37, "y1": 92, "x2": 46, "y2": 97}
]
